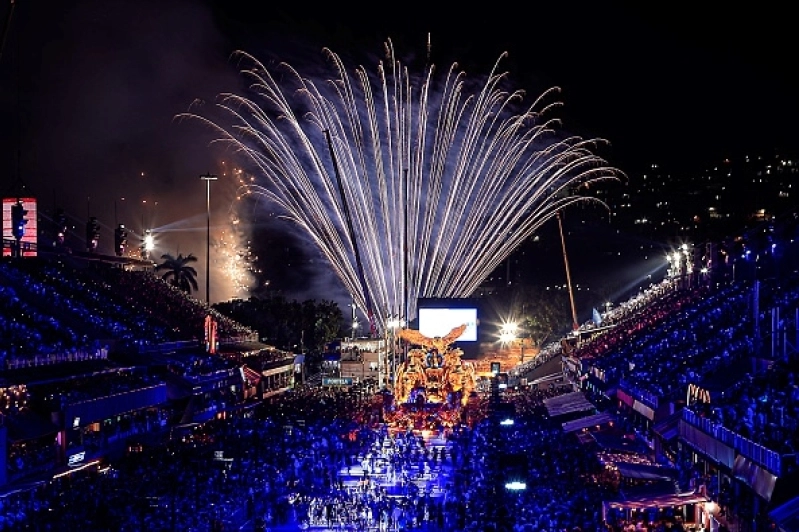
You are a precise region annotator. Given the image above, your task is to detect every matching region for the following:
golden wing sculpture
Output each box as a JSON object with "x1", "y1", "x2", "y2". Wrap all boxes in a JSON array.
[
  {"x1": 398, "y1": 324, "x2": 467, "y2": 352},
  {"x1": 397, "y1": 328, "x2": 432, "y2": 348},
  {"x1": 435, "y1": 324, "x2": 468, "y2": 351}
]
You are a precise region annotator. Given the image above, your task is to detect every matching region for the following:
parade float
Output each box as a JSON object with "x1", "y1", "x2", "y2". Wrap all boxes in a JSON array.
[{"x1": 383, "y1": 324, "x2": 480, "y2": 432}]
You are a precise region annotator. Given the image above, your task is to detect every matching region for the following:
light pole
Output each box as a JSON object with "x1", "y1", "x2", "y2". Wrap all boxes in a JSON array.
[
  {"x1": 556, "y1": 211, "x2": 579, "y2": 331},
  {"x1": 350, "y1": 300, "x2": 359, "y2": 339},
  {"x1": 387, "y1": 316, "x2": 403, "y2": 390},
  {"x1": 142, "y1": 229, "x2": 154, "y2": 261},
  {"x1": 200, "y1": 172, "x2": 218, "y2": 304}
]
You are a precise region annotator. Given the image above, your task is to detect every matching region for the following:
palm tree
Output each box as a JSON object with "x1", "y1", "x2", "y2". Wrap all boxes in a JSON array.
[{"x1": 156, "y1": 253, "x2": 199, "y2": 295}]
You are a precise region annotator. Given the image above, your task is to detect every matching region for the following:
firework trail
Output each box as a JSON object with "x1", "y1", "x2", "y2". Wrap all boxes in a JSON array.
[{"x1": 180, "y1": 39, "x2": 623, "y2": 332}]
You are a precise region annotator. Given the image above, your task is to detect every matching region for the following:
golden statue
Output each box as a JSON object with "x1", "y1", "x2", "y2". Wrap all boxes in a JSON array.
[
  {"x1": 394, "y1": 348, "x2": 428, "y2": 403},
  {"x1": 443, "y1": 348, "x2": 466, "y2": 393},
  {"x1": 393, "y1": 324, "x2": 475, "y2": 406}
]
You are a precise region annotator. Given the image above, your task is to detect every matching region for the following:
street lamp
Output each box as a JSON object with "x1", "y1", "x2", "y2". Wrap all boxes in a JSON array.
[
  {"x1": 349, "y1": 300, "x2": 359, "y2": 339},
  {"x1": 499, "y1": 322, "x2": 517, "y2": 344},
  {"x1": 200, "y1": 172, "x2": 218, "y2": 304},
  {"x1": 141, "y1": 229, "x2": 154, "y2": 261}
]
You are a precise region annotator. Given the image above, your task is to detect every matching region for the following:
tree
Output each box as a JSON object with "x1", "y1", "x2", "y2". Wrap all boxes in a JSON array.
[
  {"x1": 156, "y1": 253, "x2": 199, "y2": 295},
  {"x1": 313, "y1": 300, "x2": 343, "y2": 348},
  {"x1": 485, "y1": 283, "x2": 571, "y2": 349},
  {"x1": 516, "y1": 285, "x2": 571, "y2": 348},
  {"x1": 213, "y1": 296, "x2": 344, "y2": 352}
]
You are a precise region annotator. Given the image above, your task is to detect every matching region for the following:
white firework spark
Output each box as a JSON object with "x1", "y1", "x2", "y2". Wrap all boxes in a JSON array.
[
  {"x1": 217, "y1": 221, "x2": 256, "y2": 295},
  {"x1": 180, "y1": 39, "x2": 624, "y2": 332},
  {"x1": 213, "y1": 163, "x2": 257, "y2": 300}
]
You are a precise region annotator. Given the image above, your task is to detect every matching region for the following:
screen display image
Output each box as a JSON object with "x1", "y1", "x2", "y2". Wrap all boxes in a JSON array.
[
  {"x1": 2, "y1": 197, "x2": 38, "y2": 257},
  {"x1": 418, "y1": 307, "x2": 478, "y2": 342}
]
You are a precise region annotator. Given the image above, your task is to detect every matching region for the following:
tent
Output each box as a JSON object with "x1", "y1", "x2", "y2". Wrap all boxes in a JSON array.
[
  {"x1": 562, "y1": 412, "x2": 615, "y2": 433},
  {"x1": 592, "y1": 429, "x2": 651, "y2": 455},
  {"x1": 543, "y1": 391, "x2": 595, "y2": 417},
  {"x1": 603, "y1": 491, "x2": 709, "y2": 513},
  {"x1": 614, "y1": 462, "x2": 679, "y2": 482}
]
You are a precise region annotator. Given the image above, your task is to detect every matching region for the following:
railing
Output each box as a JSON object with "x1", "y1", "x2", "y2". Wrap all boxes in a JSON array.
[
  {"x1": 4, "y1": 348, "x2": 109, "y2": 370},
  {"x1": 218, "y1": 331, "x2": 259, "y2": 344},
  {"x1": 2, "y1": 238, "x2": 37, "y2": 254},
  {"x1": 137, "y1": 333, "x2": 260, "y2": 354},
  {"x1": 178, "y1": 368, "x2": 239, "y2": 384},
  {"x1": 618, "y1": 378, "x2": 659, "y2": 410},
  {"x1": 137, "y1": 340, "x2": 199, "y2": 354},
  {"x1": 682, "y1": 408, "x2": 782, "y2": 476}
]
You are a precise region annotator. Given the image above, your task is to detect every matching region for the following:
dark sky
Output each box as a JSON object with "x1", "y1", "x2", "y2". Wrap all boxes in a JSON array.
[
  {"x1": 1, "y1": 0, "x2": 797, "y2": 304},
  {"x1": 209, "y1": 1, "x2": 799, "y2": 171}
]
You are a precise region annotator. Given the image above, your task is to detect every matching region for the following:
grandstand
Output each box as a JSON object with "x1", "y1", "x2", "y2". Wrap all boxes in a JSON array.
[
  {"x1": 1, "y1": 213, "x2": 799, "y2": 529},
  {"x1": 0, "y1": 251, "x2": 293, "y2": 488},
  {"x1": 560, "y1": 213, "x2": 799, "y2": 529}
]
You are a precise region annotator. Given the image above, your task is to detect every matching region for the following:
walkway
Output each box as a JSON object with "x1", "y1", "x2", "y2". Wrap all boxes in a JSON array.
[{"x1": 231, "y1": 431, "x2": 454, "y2": 532}]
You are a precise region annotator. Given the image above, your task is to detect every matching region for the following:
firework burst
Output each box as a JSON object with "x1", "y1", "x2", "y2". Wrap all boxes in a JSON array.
[
  {"x1": 217, "y1": 218, "x2": 256, "y2": 295},
  {"x1": 213, "y1": 162, "x2": 257, "y2": 300},
  {"x1": 180, "y1": 38, "x2": 624, "y2": 332}
]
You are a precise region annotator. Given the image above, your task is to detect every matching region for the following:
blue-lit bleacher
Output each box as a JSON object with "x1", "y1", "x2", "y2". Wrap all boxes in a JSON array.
[
  {"x1": 565, "y1": 214, "x2": 799, "y2": 527},
  {"x1": 0, "y1": 213, "x2": 798, "y2": 529},
  {"x1": 0, "y1": 254, "x2": 264, "y2": 489}
]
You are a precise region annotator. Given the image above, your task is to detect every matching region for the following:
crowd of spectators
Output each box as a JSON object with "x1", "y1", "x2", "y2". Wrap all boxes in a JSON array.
[
  {"x1": 570, "y1": 268, "x2": 799, "y2": 460},
  {"x1": 569, "y1": 270, "x2": 797, "y2": 405},
  {"x1": 461, "y1": 385, "x2": 615, "y2": 532},
  {"x1": 1, "y1": 224, "x2": 799, "y2": 530},
  {"x1": 29, "y1": 368, "x2": 162, "y2": 406},
  {"x1": 166, "y1": 354, "x2": 240, "y2": 381},
  {"x1": 6, "y1": 437, "x2": 55, "y2": 482},
  {"x1": 586, "y1": 283, "x2": 739, "y2": 398},
  {"x1": 220, "y1": 347, "x2": 295, "y2": 366},
  {"x1": 509, "y1": 342, "x2": 561, "y2": 380},
  {"x1": 107, "y1": 268, "x2": 255, "y2": 344},
  {"x1": 2, "y1": 259, "x2": 172, "y2": 347},
  {"x1": 0, "y1": 257, "x2": 256, "y2": 370},
  {"x1": 690, "y1": 357, "x2": 799, "y2": 454},
  {"x1": 0, "y1": 277, "x2": 83, "y2": 366},
  {"x1": 1, "y1": 373, "x2": 741, "y2": 531},
  {"x1": 511, "y1": 278, "x2": 684, "y2": 384},
  {"x1": 0, "y1": 382, "x2": 618, "y2": 531}
]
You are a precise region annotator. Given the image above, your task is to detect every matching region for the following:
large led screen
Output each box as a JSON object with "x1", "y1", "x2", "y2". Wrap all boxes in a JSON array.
[
  {"x1": 418, "y1": 307, "x2": 478, "y2": 342},
  {"x1": 2, "y1": 197, "x2": 38, "y2": 257}
]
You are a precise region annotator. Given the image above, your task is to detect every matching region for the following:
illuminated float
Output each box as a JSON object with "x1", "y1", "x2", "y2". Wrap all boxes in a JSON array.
[{"x1": 383, "y1": 324, "x2": 479, "y2": 431}]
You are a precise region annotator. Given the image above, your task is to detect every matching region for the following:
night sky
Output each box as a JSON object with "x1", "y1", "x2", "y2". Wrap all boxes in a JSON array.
[{"x1": 1, "y1": 0, "x2": 797, "y2": 305}]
